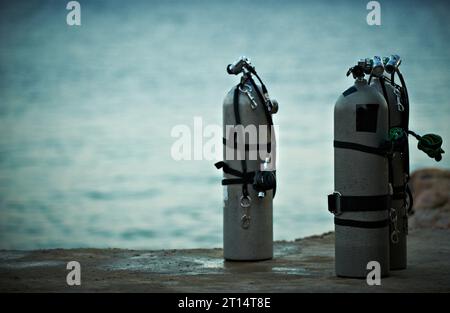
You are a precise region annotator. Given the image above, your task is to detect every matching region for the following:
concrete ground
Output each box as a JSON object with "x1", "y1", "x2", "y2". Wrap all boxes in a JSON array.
[
  {"x1": 0, "y1": 228, "x2": 449, "y2": 292},
  {"x1": 1, "y1": 168, "x2": 449, "y2": 292}
]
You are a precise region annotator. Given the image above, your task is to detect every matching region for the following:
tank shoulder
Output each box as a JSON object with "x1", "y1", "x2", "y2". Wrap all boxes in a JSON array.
[
  {"x1": 335, "y1": 82, "x2": 388, "y2": 111},
  {"x1": 223, "y1": 86, "x2": 237, "y2": 107},
  {"x1": 355, "y1": 83, "x2": 388, "y2": 104}
]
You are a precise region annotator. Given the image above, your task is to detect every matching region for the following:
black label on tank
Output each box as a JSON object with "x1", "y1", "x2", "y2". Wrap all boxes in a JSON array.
[
  {"x1": 342, "y1": 86, "x2": 357, "y2": 97},
  {"x1": 356, "y1": 103, "x2": 379, "y2": 133}
]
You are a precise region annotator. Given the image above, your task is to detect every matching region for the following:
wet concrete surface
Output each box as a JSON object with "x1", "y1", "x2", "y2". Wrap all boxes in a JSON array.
[{"x1": 0, "y1": 228, "x2": 449, "y2": 292}]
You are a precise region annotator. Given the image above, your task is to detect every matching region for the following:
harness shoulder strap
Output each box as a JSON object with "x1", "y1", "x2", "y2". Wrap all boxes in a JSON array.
[
  {"x1": 334, "y1": 217, "x2": 389, "y2": 229},
  {"x1": 334, "y1": 140, "x2": 390, "y2": 157},
  {"x1": 328, "y1": 193, "x2": 391, "y2": 214}
]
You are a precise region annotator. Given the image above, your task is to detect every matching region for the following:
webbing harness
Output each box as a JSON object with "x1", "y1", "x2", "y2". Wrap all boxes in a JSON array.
[{"x1": 215, "y1": 71, "x2": 276, "y2": 199}]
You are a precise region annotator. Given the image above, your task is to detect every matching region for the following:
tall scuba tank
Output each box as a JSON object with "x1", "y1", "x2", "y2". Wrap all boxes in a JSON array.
[
  {"x1": 216, "y1": 56, "x2": 278, "y2": 261},
  {"x1": 329, "y1": 61, "x2": 390, "y2": 278},
  {"x1": 370, "y1": 54, "x2": 445, "y2": 270},
  {"x1": 370, "y1": 66, "x2": 408, "y2": 270}
]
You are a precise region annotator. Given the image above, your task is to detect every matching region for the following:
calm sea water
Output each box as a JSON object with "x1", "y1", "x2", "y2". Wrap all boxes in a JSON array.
[{"x1": 0, "y1": 0, "x2": 449, "y2": 250}]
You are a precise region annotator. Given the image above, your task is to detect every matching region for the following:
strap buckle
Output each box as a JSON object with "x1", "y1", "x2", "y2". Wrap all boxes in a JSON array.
[{"x1": 328, "y1": 191, "x2": 342, "y2": 215}]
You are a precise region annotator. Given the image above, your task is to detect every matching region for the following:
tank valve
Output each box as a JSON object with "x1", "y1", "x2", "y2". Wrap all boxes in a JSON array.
[
  {"x1": 384, "y1": 54, "x2": 401, "y2": 74},
  {"x1": 227, "y1": 56, "x2": 254, "y2": 75},
  {"x1": 347, "y1": 59, "x2": 368, "y2": 79},
  {"x1": 371, "y1": 56, "x2": 385, "y2": 77}
]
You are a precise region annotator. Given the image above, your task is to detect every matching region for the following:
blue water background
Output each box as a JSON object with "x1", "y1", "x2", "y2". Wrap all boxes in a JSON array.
[{"x1": 0, "y1": 0, "x2": 449, "y2": 249}]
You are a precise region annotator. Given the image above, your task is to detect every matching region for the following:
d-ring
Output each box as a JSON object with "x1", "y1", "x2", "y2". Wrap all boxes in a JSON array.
[
  {"x1": 240, "y1": 195, "x2": 251, "y2": 208},
  {"x1": 391, "y1": 231, "x2": 399, "y2": 244},
  {"x1": 238, "y1": 84, "x2": 252, "y2": 93},
  {"x1": 241, "y1": 215, "x2": 251, "y2": 229}
]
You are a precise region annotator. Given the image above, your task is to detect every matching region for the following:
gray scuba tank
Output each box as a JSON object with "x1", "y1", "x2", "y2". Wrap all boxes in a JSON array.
[
  {"x1": 329, "y1": 60, "x2": 390, "y2": 278},
  {"x1": 352, "y1": 54, "x2": 444, "y2": 273},
  {"x1": 215, "y1": 56, "x2": 278, "y2": 261},
  {"x1": 370, "y1": 70, "x2": 408, "y2": 271},
  {"x1": 329, "y1": 55, "x2": 444, "y2": 276}
]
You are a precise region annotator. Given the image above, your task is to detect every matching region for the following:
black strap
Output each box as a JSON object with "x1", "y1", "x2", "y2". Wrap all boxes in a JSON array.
[
  {"x1": 249, "y1": 70, "x2": 274, "y2": 115},
  {"x1": 396, "y1": 69, "x2": 410, "y2": 130},
  {"x1": 379, "y1": 76, "x2": 391, "y2": 127},
  {"x1": 392, "y1": 185, "x2": 406, "y2": 200},
  {"x1": 392, "y1": 192, "x2": 406, "y2": 200},
  {"x1": 233, "y1": 86, "x2": 247, "y2": 172},
  {"x1": 215, "y1": 161, "x2": 277, "y2": 197},
  {"x1": 248, "y1": 75, "x2": 273, "y2": 126},
  {"x1": 334, "y1": 217, "x2": 389, "y2": 229},
  {"x1": 380, "y1": 76, "x2": 393, "y2": 186},
  {"x1": 214, "y1": 161, "x2": 254, "y2": 180},
  {"x1": 221, "y1": 178, "x2": 247, "y2": 186},
  {"x1": 215, "y1": 161, "x2": 241, "y2": 177},
  {"x1": 406, "y1": 183, "x2": 414, "y2": 214},
  {"x1": 328, "y1": 193, "x2": 391, "y2": 214},
  {"x1": 215, "y1": 161, "x2": 256, "y2": 197},
  {"x1": 397, "y1": 69, "x2": 411, "y2": 175},
  {"x1": 222, "y1": 137, "x2": 272, "y2": 152},
  {"x1": 334, "y1": 140, "x2": 390, "y2": 157},
  {"x1": 232, "y1": 85, "x2": 248, "y2": 196},
  {"x1": 233, "y1": 85, "x2": 242, "y2": 125},
  {"x1": 247, "y1": 76, "x2": 273, "y2": 154}
]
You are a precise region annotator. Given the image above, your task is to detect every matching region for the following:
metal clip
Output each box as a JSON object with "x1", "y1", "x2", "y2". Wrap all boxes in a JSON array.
[
  {"x1": 241, "y1": 215, "x2": 251, "y2": 229},
  {"x1": 239, "y1": 84, "x2": 258, "y2": 109},
  {"x1": 390, "y1": 207, "x2": 400, "y2": 244},
  {"x1": 240, "y1": 195, "x2": 251, "y2": 229},
  {"x1": 263, "y1": 92, "x2": 273, "y2": 111}
]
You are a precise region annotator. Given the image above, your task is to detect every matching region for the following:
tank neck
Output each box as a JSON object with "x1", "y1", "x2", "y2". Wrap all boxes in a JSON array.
[{"x1": 354, "y1": 78, "x2": 367, "y2": 86}]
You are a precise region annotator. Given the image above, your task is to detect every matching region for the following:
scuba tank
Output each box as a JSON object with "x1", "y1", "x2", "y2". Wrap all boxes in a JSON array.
[
  {"x1": 370, "y1": 55, "x2": 409, "y2": 270},
  {"x1": 215, "y1": 56, "x2": 278, "y2": 261},
  {"x1": 369, "y1": 54, "x2": 445, "y2": 270},
  {"x1": 328, "y1": 59, "x2": 391, "y2": 278},
  {"x1": 329, "y1": 55, "x2": 445, "y2": 277}
]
